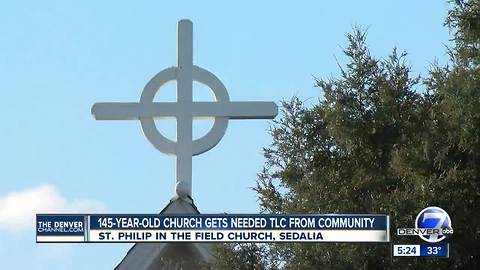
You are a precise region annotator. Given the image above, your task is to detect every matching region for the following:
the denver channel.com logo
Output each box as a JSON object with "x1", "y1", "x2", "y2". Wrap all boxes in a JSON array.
[{"x1": 397, "y1": 206, "x2": 453, "y2": 243}]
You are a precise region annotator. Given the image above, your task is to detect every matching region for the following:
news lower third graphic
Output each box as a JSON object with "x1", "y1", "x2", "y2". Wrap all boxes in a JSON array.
[
  {"x1": 394, "y1": 206, "x2": 452, "y2": 258},
  {"x1": 36, "y1": 214, "x2": 389, "y2": 243}
]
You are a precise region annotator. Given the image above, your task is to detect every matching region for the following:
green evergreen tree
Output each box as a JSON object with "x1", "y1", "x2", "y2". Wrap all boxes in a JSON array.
[
  {"x1": 420, "y1": 0, "x2": 480, "y2": 267},
  {"x1": 211, "y1": 1, "x2": 479, "y2": 268}
]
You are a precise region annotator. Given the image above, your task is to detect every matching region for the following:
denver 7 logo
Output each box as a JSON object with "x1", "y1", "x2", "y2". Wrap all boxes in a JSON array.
[{"x1": 415, "y1": 207, "x2": 452, "y2": 243}]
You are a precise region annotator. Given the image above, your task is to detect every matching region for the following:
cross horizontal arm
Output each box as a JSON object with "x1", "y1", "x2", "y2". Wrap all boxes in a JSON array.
[
  {"x1": 92, "y1": 102, "x2": 278, "y2": 120},
  {"x1": 193, "y1": 102, "x2": 278, "y2": 119}
]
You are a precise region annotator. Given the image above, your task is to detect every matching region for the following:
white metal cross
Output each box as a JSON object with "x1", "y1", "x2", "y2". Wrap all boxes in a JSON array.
[{"x1": 92, "y1": 19, "x2": 277, "y2": 198}]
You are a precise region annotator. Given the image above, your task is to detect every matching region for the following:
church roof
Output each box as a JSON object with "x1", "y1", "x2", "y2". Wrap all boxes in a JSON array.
[{"x1": 114, "y1": 197, "x2": 212, "y2": 270}]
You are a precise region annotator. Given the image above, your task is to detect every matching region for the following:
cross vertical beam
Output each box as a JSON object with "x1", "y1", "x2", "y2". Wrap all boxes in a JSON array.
[{"x1": 176, "y1": 20, "x2": 193, "y2": 197}]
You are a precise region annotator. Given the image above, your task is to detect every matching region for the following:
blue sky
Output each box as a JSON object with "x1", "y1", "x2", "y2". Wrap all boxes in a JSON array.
[{"x1": 0, "y1": 1, "x2": 452, "y2": 269}]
